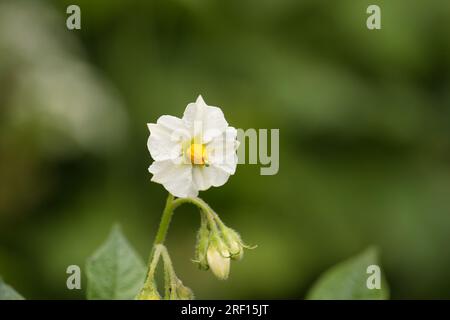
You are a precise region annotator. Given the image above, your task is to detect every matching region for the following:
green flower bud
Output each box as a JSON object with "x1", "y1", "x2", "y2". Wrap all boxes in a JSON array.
[
  {"x1": 174, "y1": 279, "x2": 195, "y2": 300},
  {"x1": 194, "y1": 221, "x2": 210, "y2": 270},
  {"x1": 222, "y1": 228, "x2": 244, "y2": 261},
  {"x1": 207, "y1": 236, "x2": 230, "y2": 280},
  {"x1": 136, "y1": 281, "x2": 161, "y2": 300}
]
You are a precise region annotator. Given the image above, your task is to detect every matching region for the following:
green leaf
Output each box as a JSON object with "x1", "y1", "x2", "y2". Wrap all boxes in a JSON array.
[
  {"x1": 86, "y1": 225, "x2": 146, "y2": 300},
  {"x1": 0, "y1": 277, "x2": 24, "y2": 300},
  {"x1": 307, "y1": 247, "x2": 389, "y2": 300}
]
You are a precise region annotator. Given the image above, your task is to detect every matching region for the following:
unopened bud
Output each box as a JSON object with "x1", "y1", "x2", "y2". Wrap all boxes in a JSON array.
[
  {"x1": 207, "y1": 237, "x2": 230, "y2": 280},
  {"x1": 174, "y1": 279, "x2": 195, "y2": 300},
  {"x1": 194, "y1": 222, "x2": 210, "y2": 270},
  {"x1": 136, "y1": 281, "x2": 161, "y2": 300},
  {"x1": 223, "y1": 228, "x2": 244, "y2": 261}
]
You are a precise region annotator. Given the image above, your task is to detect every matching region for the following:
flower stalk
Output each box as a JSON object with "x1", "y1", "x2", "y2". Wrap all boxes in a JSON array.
[{"x1": 137, "y1": 192, "x2": 254, "y2": 299}]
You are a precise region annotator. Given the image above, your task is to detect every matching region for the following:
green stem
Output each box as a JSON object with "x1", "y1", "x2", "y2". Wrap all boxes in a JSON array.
[
  {"x1": 142, "y1": 194, "x2": 174, "y2": 287},
  {"x1": 153, "y1": 195, "x2": 217, "y2": 247},
  {"x1": 140, "y1": 193, "x2": 217, "y2": 294},
  {"x1": 148, "y1": 245, "x2": 164, "y2": 279},
  {"x1": 154, "y1": 194, "x2": 175, "y2": 245},
  {"x1": 172, "y1": 197, "x2": 219, "y2": 233},
  {"x1": 160, "y1": 246, "x2": 178, "y2": 299}
]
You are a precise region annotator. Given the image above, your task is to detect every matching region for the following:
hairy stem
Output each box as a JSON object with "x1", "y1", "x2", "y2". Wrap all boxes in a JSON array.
[
  {"x1": 172, "y1": 197, "x2": 219, "y2": 233},
  {"x1": 140, "y1": 193, "x2": 217, "y2": 295},
  {"x1": 154, "y1": 194, "x2": 175, "y2": 245}
]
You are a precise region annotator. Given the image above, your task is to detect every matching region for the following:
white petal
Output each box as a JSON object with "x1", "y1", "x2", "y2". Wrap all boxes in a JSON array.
[
  {"x1": 192, "y1": 165, "x2": 231, "y2": 190},
  {"x1": 207, "y1": 127, "x2": 238, "y2": 150},
  {"x1": 149, "y1": 159, "x2": 198, "y2": 198},
  {"x1": 154, "y1": 115, "x2": 187, "y2": 134},
  {"x1": 192, "y1": 166, "x2": 210, "y2": 191},
  {"x1": 182, "y1": 95, "x2": 228, "y2": 143},
  {"x1": 206, "y1": 127, "x2": 239, "y2": 174},
  {"x1": 213, "y1": 155, "x2": 238, "y2": 175},
  {"x1": 207, "y1": 246, "x2": 230, "y2": 280},
  {"x1": 147, "y1": 115, "x2": 190, "y2": 161}
]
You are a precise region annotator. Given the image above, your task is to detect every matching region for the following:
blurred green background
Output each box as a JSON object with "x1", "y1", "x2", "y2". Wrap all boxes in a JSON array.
[{"x1": 1, "y1": 0, "x2": 450, "y2": 299}]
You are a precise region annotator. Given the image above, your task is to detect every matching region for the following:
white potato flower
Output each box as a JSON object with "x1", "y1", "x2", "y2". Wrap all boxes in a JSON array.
[{"x1": 147, "y1": 95, "x2": 239, "y2": 198}]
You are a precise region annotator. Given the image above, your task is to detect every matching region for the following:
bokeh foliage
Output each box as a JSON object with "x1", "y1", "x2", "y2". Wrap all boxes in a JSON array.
[{"x1": 0, "y1": 0, "x2": 450, "y2": 299}]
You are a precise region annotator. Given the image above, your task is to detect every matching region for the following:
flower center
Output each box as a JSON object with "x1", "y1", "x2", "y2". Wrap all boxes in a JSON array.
[{"x1": 186, "y1": 143, "x2": 207, "y2": 165}]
